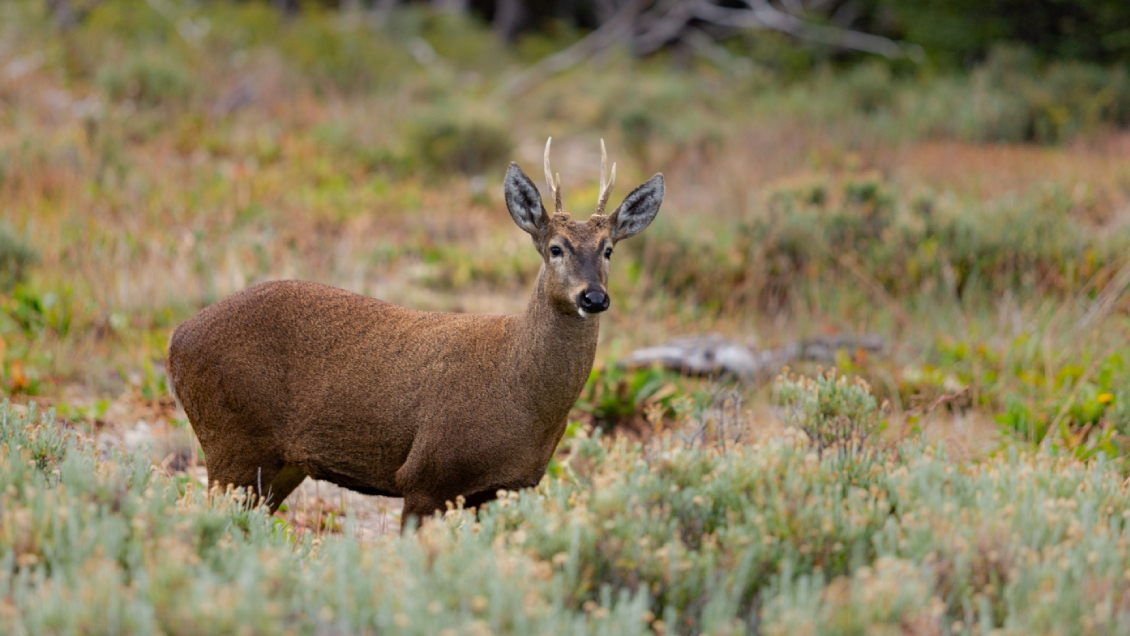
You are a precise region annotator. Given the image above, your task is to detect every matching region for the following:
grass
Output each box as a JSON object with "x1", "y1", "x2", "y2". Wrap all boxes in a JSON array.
[{"x1": 2, "y1": 0, "x2": 1130, "y2": 630}]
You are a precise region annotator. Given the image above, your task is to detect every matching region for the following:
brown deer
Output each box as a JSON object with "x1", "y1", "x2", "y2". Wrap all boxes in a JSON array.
[{"x1": 166, "y1": 139, "x2": 663, "y2": 530}]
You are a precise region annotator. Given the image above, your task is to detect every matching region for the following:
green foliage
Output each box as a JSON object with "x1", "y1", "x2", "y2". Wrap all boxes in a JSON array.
[
  {"x1": 774, "y1": 369, "x2": 884, "y2": 453},
  {"x1": 784, "y1": 46, "x2": 1130, "y2": 144},
  {"x1": 628, "y1": 172, "x2": 1127, "y2": 314},
  {"x1": 0, "y1": 225, "x2": 39, "y2": 294},
  {"x1": 416, "y1": 241, "x2": 534, "y2": 291},
  {"x1": 577, "y1": 365, "x2": 693, "y2": 431},
  {"x1": 927, "y1": 46, "x2": 1130, "y2": 143},
  {"x1": 883, "y1": 0, "x2": 1130, "y2": 67},
  {"x1": 992, "y1": 353, "x2": 1127, "y2": 455},
  {"x1": 95, "y1": 53, "x2": 195, "y2": 108},
  {"x1": 406, "y1": 109, "x2": 514, "y2": 176},
  {"x1": 276, "y1": 9, "x2": 416, "y2": 92},
  {"x1": 4, "y1": 287, "x2": 75, "y2": 338}
]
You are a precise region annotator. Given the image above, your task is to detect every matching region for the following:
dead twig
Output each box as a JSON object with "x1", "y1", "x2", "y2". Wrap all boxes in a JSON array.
[{"x1": 923, "y1": 387, "x2": 970, "y2": 422}]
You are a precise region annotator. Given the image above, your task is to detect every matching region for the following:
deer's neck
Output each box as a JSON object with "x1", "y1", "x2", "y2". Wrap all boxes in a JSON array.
[{"x1": 511, "y1": 265, "x2": 600, "y2": 423}]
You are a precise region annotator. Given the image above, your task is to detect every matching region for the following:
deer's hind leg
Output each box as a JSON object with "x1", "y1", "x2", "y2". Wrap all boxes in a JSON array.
[
  {"x1": 263, "y1": 464, "x2": 307, "y2": 511},
  {"x1": 192, "y1": 413, "x2": 298, "y2": 512},
  {"x1": 400, "y1": 491, "x2": 449, "y2": 532}
]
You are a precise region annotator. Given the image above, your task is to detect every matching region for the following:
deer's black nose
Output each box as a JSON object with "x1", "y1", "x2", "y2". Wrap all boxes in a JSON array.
[{"x1": 578, "y1": 289, "x2": 610, "y2": 314}]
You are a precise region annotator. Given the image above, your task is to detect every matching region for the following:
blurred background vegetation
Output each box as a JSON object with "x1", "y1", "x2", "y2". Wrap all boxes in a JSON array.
[{"x1": 1, "y1": 0, "x2": 1129, "y2": 454}]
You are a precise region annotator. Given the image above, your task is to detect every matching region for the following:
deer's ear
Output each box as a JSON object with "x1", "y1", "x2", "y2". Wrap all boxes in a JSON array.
[
  {"x1": 610, "y1": 174, "x2": 663, "y2": 242},
  {"x1": 504, "y1": 163, "x2": 548, "y2": 237}
]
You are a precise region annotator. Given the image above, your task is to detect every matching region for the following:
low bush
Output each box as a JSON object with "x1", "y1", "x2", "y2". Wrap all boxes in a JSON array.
[
  {"x1": 773, "y1": 368, "x2": 885, "y2": 454},
  {"x1": 95, "y1": 53, "x2": 196, "y2": 109},
  {"x1": 576, "y1": 365, "x2": 695, "y2": 432},
  {"x1": 626, "y1": 172, "x2": 1127, "y2": 313},
  {"x1": 927, "y1": 46, "x2": 1130, "y2": 144},
  {"x1": 5, "y1": 366, "x2": 1130, "y2": 633},
  {"x1": 406, "y1": 109, "x2": 514, "y2": 176},
  {"x1": 0, "y1": 225, "x2": 39, "y2": 294}
]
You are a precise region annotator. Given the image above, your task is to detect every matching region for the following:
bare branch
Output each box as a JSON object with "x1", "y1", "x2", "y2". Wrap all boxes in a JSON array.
[
  {"x1": 497, "y1": 0, "x2": 645, "y2": 98},
  {"x1": 633, "y1": 0, "x2": 697, "y2": 55},
  {"x1": 501, "y1": 0, "x2": 920, "y2": 95},
  {"x1": 690, "y1": 0, "x2": 921, "y2": 60}
]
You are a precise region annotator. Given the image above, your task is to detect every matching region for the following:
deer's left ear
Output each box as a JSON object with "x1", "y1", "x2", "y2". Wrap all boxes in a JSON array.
[{"x1": 609, "y1": 174, "x2": 663, "y2": 242}]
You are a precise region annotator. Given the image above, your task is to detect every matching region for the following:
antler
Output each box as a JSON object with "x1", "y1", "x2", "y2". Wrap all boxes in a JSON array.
[
  {"x1": 596, "y1": 139, "x2": 617, "y2": 216},
  {"x1": 543, "y1": 137, "x2": 563, "y2": 214}
]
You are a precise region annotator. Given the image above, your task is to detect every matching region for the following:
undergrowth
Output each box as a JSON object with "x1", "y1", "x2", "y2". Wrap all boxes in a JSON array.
[{"x1": 5, "y1": 368, "x2": 1130, "y2": 634}]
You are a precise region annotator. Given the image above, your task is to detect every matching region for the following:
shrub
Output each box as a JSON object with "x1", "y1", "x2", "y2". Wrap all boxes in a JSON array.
[
  {"x1": 761, "y1": 557, "x2": 943, "y2": 636},
  {"x1": 0, "y1": 225, "x2": 39, "y2": 294},
  {"x1": 0, "y1": 401, "x2": 654, "y2": 635},
  {"x1": 576, "y1": 365, "x2": 692, "y2": 432},
  {"x1": 406, "y1": 110, "x2": 513, "y2": 176},
  {"x1": 95, "y1": 53, "x2": 195, "y2": 108},
  {"x1": 276, "y1": 9, "x2": 415, "y2": 92},
  {"x1": 773, "y1": 368, "x2": 884, "y2": 454},
  {"x1": 625, "y1": 172, "x2": 1128, "y2": 313},
  {"x1": 7, "y1": 378, "x2": 1130, "y2": 633}
]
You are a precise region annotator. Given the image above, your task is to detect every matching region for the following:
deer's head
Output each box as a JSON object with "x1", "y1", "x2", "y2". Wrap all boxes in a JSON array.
[{"x1": 504, "y1": 139, "x2": 664, "y2": 318}]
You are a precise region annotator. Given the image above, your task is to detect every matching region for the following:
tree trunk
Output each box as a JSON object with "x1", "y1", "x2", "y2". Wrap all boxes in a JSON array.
[{"x1": 494, "y1": 0, "x2": 525, "y2": 43}]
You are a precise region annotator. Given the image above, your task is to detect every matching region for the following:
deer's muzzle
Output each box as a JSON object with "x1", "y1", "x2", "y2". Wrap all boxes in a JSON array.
[{"x1": 578, "y1": 288, "x2": 610, "y2": 314}]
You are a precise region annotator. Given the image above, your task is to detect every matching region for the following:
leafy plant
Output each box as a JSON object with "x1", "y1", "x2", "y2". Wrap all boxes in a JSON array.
[
  {"x1": 577, "y1": 365, "x2": 690, "y2": 432},
  {"x1": 96, "y1": 53, "x2": 195, "y2": 108},
  {"x1": 0, "y1": 225, "x2": 39, "y2": 294},
  {"x1": 773, "y1": 368, "x2": 885, "y2": 454},
  {"x1": 406, "y1": 110, "x2": 513, "y2": 176}
]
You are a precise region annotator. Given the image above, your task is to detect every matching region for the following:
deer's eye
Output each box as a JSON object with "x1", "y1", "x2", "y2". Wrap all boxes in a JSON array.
[
  {"x1": 604, "y1": 247, "x2": 613, "y2": 259},
  {"x1": 549, "y1": 246, "x2": 563, "y2": 257}
]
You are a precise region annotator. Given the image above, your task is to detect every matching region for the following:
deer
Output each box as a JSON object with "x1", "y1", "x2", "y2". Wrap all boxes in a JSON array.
[{"x1": 166, "y1": 139, "x2": 664, "y2": 530}]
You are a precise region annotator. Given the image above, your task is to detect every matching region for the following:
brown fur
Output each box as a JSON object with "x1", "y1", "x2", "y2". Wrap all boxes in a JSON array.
[{"x1": 166, "y1": 152, "x2": 663, "y2": 530}]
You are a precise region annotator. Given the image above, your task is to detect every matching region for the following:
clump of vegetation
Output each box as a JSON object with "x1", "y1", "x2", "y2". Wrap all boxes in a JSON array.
[
  {"x1": 928, "y1": 46, "x2": 1130, "y2": 143},
  {"x1": 576, "y1": 365, "x2": 693, "y2": 432},
  {"x1": 7, "y1": 370, "x2": 1130, "y2": 633},
  {"x1": 0, "y1": 225, "x2": 39, "y2": 294},
  {"x1": 774, "y1": 368, "x2": 884, "y2": 454},
  {"x1": 95, "y1": 53, "x2": 196, "y2": 108},
  {"x1": 628, "y1": 171, "x2": 1126, "y2": 315},
  {"x1": 406, "y1": 110, "x2": 514, "y2": 176}
]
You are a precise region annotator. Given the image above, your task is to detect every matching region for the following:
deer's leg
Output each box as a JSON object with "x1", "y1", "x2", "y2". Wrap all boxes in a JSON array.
[
  {"x1": 206, "y1": 459, "x2": 304, "y2": 513},
  {"x1": 461, "y1": 488, "x2": 502, "y2": 511},
  {"x1": 201, "y1": 433, "x2": 288, "y2": 511},
  {"x1": 400, "y1": 491, "x2": 448, "y2": 532},
  {"x1": 263, "y1": 464, "x2": 307, "y2": 512}
]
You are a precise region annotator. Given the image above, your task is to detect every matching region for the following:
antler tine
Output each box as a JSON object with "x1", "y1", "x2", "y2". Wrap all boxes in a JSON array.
[
  {"x1": 543, "y1": 137, "x2": 563, "y2": 214},
  {"x1": 596, "y1": 139, "x2": 617, "y2": 216}
]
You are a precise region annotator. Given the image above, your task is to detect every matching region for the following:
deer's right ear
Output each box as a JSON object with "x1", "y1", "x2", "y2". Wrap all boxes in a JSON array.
[{"x1": 504, "y1": 163, "x2": 548, "y2": 237}]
